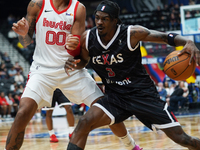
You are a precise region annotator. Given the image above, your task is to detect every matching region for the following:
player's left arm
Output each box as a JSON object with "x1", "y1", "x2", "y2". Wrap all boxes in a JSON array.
[
  {"x1": 65, "y1": 2, "x2": 86, "y2": 50},
  {"x1": 64, "y1": 30, "x2": 89, "y2": 75},
  {"x1": 129, "y1": 25, "x2": 200, "y2": 65}
]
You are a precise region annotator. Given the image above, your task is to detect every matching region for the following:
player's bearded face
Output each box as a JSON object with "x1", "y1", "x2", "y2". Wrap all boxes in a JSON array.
[{"x1": 95, "y1": 11, "x2": 114, "y2": 37}]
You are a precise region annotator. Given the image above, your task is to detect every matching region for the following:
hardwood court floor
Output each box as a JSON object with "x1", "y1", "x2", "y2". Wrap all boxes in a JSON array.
[{"x1": 1, "y1": 111, "x2": 200, "y2": 150}]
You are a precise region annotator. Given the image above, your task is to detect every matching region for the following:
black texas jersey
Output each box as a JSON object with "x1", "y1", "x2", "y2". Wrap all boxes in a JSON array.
[{"x1": 86, "y1": 24, "x2": 155, "y2": 94}]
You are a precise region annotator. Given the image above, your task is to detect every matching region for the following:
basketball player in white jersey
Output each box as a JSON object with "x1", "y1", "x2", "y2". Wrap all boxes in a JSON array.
[{"x1": 5, "y1": 0, "x2": 142, "y2": 150}]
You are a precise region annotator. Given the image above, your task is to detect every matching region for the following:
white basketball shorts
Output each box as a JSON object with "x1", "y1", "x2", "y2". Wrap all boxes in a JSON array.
[{"x1": 21, "y1": 61, "x2": 104, "y2": 109}]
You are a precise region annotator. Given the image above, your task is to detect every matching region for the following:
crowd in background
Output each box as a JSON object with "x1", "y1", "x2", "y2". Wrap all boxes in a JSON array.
[
  {"x1": 156, "y1": 75, "x2": 200, "y2": 113},
  {"x1": 0, "y1": 0, "x2": 200, "y2": 121},
  {"x1": 0, "y1": 51, "x2": 25, "y2": 121},
  {"x1": 3, "y1": 0, "x2": 199, "y2": 63}
]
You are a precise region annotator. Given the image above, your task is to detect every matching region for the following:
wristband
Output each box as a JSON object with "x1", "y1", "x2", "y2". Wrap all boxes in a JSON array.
[
  {"x1": 167, "y1": 33, "x2": 178, "y2": 46},
  {"x1": 66, "y1": 35, "x2": 81, "y2": 57}
]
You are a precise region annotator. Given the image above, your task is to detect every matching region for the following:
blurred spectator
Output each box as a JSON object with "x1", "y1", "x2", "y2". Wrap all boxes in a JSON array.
[
  {"x1": 18, "y1": 84, "x2": 24, "y2": 94},
  {"x1": 7, "y1": 29, "x2": 18, "y2": 43},
  {"x1": 7, "y1": 14, "x2": 16, "y2": 26},
  {"x1": 5, "y1": 92, "x2": 18, "y2": 117},
  {"x1": 188, "y1": 83, "x2": 198, "y2": 102},
  {"x1": 166, "y1": 81, "x2": 189, "y2": 112},
  {"x1": 121, "y1": 7, "x2": 128, "y2": 14},
  {"x1": 185, "y1": 11, "x2": 192, "y2": 19},
  {"x1": 8, "y1": 65, "x2": 17, "y2": 79},
  {"x1": 195, "y1": 10, "x2": 200, "y2": 17},
  {"x1": 178, "y1": 81, "x2": 189, "y2": 97},
  {"x1": 0, "y1": 63, "x2": 8, "y2": 79},
  {"x1": 14, "y1": 71, "x2": 24, "y2": 85},
  {"x1": 163, "y1": 4, "x2": 169, "y2": 12},
  {"x1": 163, "y1": 74, "x2": 177, "y2": 87},
  {"x1": 164, "y1": 81, "x2": 176, "y2": 97},
  {"x1": 2, "y1": 52, "x2": 11, "y2": 64},
  {"x1": 14, "y1": 61, "x2": 23, "y2": 73},
  {"x1": 160, "y1": 15, "x2": 169, "y2": 31},
  {"x1": 173, "y1": 4, "x2": 180, "y2": 15},
  {"x1": 10, "y1": 81, "x2": 17, "y2": 92},
  {"x1": 169, "y1": 13, "x2": 178, "y2": 30},
  {"x1": 157, "y1": 82, "x2": 167, "y2": 101},
  {"x1": 0, "y1": 91, "x2": 11, "y2": 119},
  {"x1": 189, "y1": 0, "x2": 195, "y2": 5},
  {"x1": 86, "y1": 16, "x2": 94, "y2": 29},
  {"x1": 12, "y1": 93, "x2": 20, "y2": 105},
  {"x1": 13, "y1": 84, "x2": 21, "y2": 95},
  {"x1": 164, "y1": 81, "x2": 170, "y2": 97},
  {"x1": 154, "y1": 5, "x2": 162, "y2": 20}
]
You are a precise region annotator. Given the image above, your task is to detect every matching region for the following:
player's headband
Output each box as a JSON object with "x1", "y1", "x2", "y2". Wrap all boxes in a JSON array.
[{"x1": 95, "y1": 4, "x2": 122, "y2": 24}]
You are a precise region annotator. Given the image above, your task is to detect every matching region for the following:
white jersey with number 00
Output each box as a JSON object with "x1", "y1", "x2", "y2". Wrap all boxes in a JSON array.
[{"x1": 34, "y1": 0, "x2": 79, "y2": 68}]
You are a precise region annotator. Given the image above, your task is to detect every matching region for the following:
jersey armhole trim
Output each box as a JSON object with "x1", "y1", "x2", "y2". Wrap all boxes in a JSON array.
[
  {"x1": 36, "y1": 0, "x2": 45, "y2": 23},
  {"x1": 73, "y1": 1, "x2": 79, "y2": 21},
  {"x1": 127, "y1": 25, "x2": 139, "y2": 51},
  {"x1": 85, "y1": 30, "x2": 91, "y2": 51}
]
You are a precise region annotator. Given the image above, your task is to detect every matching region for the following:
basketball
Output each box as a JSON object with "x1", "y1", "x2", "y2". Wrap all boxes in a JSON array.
[{"x1": 163, "y1": 51, "x2": 196, "y2": 81}]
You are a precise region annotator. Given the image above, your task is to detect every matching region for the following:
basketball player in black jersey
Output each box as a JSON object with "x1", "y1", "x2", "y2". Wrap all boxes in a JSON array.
[{"x1": 66, "y1": 1, "x2": 200, "y2": 150}]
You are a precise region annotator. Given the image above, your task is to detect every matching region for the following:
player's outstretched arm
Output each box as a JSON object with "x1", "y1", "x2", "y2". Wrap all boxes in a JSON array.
[
  {"x1": 12, "y1": 0, "x2": 42, "y2": 47},
  {"x1": 129, "y1": 25, "x2": 200, "y2": 65}
]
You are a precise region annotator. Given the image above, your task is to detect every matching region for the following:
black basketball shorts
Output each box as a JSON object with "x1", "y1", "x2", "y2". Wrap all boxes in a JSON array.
[
  {"x1": 94, "y1": 86, "x2": 180, "y2": 130},
  {"x1": 42, "y1": 88, "x2": 71, "y2": 110}
]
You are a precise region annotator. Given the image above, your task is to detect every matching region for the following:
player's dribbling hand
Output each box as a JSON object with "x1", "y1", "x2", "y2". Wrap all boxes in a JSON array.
[
  {"x1": 64, "y1": 58, "x2": 81, "y2": 76},
  {"x1": 12, "y1": 17, "x2": 29, "y2": 36},
  {"x1": 65, "y1": 34, "x2": 80, "y2": 50},
  {"x1": 178, "y1": 40, "x2": 200, "y2": 66}
]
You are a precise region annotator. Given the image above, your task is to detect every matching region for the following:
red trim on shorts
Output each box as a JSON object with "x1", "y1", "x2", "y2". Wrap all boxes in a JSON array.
[
  {"x1": 26, "y1": 72, "x2": 30, "y2": 83},
  {"x1": 50, "y1": 0, "x2": 72, "y2": 14},
  {"x1": 171, "y1": 111, "x2": 178, "y2": 122},
  {"x1": 23, "y1": 72, "x2": 31, "y2": 92},
  {"x1": 73, "y1": 1, "x2": 79, "y2": 21}
]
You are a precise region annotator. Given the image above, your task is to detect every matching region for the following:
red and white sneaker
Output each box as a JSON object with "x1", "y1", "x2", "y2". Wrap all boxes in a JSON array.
[
  {"x1": 132, "y1": 145, "x2": 143, "y2": 150},
  {"x1": 50, "y1": 134, "x2": 59, "y2": 143},
  {"x1": 69, "y1": 133, "x2": 73, "y2": 139}
]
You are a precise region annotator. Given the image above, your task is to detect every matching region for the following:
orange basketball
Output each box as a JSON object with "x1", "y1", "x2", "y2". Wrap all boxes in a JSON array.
[{"x1": 163, "y1": 51, "x2": 196, "y2": 81}]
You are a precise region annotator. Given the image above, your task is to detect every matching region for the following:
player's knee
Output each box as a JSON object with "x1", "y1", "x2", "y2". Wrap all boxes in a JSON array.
[
  {"x1": 17, "y1": 103, "x2": 37, "y2": 121},
  {"x1": 76, "y1": 116, "x2": 93, "y2": 132},
  {"x1": 15, "y1": 108, "x2": 32, "y2": 123}
]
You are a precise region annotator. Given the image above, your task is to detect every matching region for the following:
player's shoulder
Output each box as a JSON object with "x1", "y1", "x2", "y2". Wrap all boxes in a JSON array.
[
  {"x1": 129, "y1": 25, "x2": 150, "y2": 36},
  {"x1": 77, "y1": 1, "x2": 86, "y2": 10},
  {"x1": 77, "y1": 1, "x2": 85, "y2": 7},
  {"x1": 75, "y1": 1, "x2": 86, "y2": 18},
  {"x1": 130, "y1": 25, "x2": 147, "y2": 30},
  {"x1": 28, "y1": 0, "x2": 43, "y2": 10}
]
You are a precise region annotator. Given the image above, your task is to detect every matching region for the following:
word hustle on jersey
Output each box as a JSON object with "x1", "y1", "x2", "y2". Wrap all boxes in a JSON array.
[
  {"x1": 43, "y1": 18, "x2": 72, "y2": 30},
  {"x1": 92, "y1": 53, "x2": 123, "y2": 65}
]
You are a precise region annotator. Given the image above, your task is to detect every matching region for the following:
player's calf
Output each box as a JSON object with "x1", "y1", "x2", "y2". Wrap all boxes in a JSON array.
[{"x1": 162, "y1": 126, "x2": 200, "y2": 150}]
